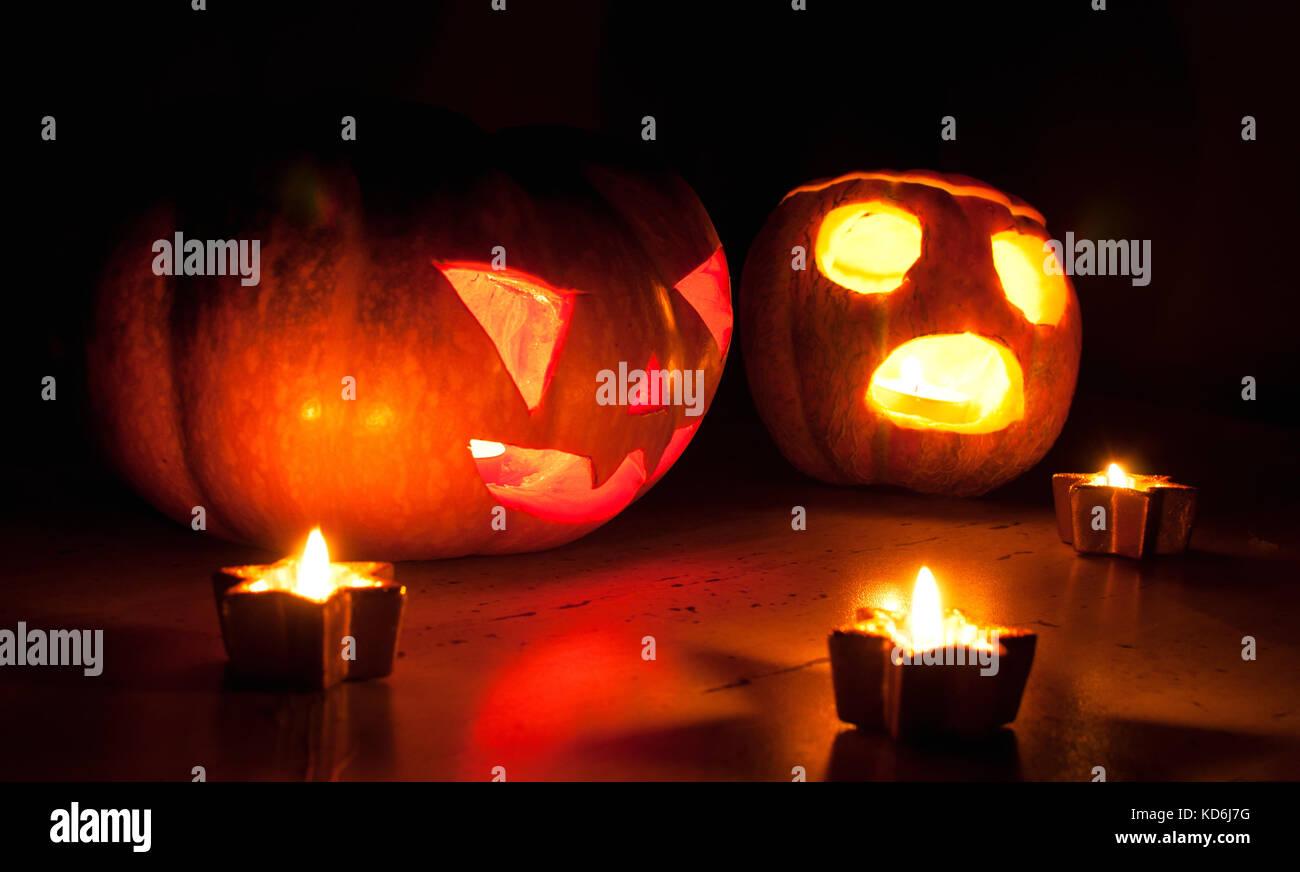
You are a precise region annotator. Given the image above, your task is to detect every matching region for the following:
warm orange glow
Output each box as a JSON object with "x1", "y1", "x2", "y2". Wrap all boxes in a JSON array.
[
  {"x1": 783, "y1": 170, "x2": 1047, "y2": 225},
  {"x1": 1094, "y1": 462, "x2": 1135, "y2": 488},
  {"x1": 233, "y1": 528, "x2": 383, "y2": 602},
  {"x1": 867, "y1": 333, "x2": 1023, "y2": 433},
  {"x1": 300, "y1": 398, "x2": 322, "y2": 421},
  {"x1": 991, "y1": 231, "x2": 1068, "y2": 325},
  {"x1": 815, "y1": 202, "x2": 922, "y2": 294},
  {"x1": 857, "y1": 566, "x2": 998, "y2": 656},
  {"x1": 470, "y1": 442, "x2": 647, "y2": 524},
  {"x1": 437, "y1": 263, "x2": 576, "y2": 412},
  {"x1": 365, "y1": 403, "x2": 394, "y2": 429},
  {"x1": 1107, "y1": 463, "x2": 1129, "y2": 487}
]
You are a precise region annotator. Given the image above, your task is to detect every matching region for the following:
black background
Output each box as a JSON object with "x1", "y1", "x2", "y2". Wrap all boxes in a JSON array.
[
  {"x1": 12, "y1": 0, "x2": 1299, "y2": 528},
  {"x1": 0, "y1": 781, "x2": 1285, "y2": 858}
]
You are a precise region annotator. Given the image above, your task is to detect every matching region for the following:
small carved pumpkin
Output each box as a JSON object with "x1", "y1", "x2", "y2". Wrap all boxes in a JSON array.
[{"x1": 740, "y1": 170, "x2": 1081, "y2": 496}]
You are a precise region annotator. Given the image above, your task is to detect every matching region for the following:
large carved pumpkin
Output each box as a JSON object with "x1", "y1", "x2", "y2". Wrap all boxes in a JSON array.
[
  {"x1": 740, "y1": 170, "x2": 1081, "y2": 496},
  {"x1": 89, "y1": 131, "x2": 731, "y2": 559}
]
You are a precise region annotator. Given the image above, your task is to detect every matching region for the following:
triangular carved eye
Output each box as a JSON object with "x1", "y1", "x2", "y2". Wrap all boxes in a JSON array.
[
  {"x1": 672, "y1": 246, "x2": 732, "y2": 354},
  {"x1": 437, "y1": 263, "x2": 577, "y2": 412}
]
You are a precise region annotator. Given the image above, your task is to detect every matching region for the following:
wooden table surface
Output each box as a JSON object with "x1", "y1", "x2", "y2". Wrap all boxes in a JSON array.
[{"x1": 3, "y1": 461, "x2": 1297, "y2": 782}]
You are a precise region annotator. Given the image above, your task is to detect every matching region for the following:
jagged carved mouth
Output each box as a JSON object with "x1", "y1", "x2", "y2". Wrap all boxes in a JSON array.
[
  {"x1": 866, "y1": 333, "x2": 1024, "y2": 434},
  {"x1": 468, "y1": 440, "x2": 647, "y2": 524}
]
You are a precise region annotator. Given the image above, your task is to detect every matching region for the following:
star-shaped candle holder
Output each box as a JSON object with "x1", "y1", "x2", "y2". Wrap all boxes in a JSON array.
[
  {"x1": 1053, "y1": 464, "x2": 1197, "y2": 559},
  {"x1": 212, "y1": 530, "x2": 405, "y2": 689},
  {"x1": 829, "y1": 568, "x2": 1037, "y2": 740}
]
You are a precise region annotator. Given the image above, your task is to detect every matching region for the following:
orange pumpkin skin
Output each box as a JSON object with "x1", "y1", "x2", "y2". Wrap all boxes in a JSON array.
[
  {"x1": 88, "y1": 152, "x2": 731, "y2": 560},
  {"x1": 740, "y1": 170, "x2": 1082, "y2": 496}
]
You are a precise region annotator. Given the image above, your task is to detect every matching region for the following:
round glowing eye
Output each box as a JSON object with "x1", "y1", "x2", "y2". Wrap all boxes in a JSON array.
[
  {"x1": 991, "y1": 231, "x2": 1068, "y2": 325},
  {"x1": 814, "y1": 202, "x2": 921, "y2": 294}
]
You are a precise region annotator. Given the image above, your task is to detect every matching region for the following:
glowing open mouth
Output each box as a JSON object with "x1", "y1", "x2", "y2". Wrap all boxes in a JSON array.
[
  {"x1": 866, "y1": 333, "x2": 1024, "y2": 434},
  {"x1": 469, "y1": 440, "x2": 648, "y2": 524}
]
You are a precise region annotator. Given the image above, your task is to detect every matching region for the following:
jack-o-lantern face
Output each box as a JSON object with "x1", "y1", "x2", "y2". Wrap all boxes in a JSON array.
[
  {"x1": 438, "y1": 252, "x2": 729, "y2": 528},
  {"x1": 740, "y1": 170, "x2": 1081, "y2": 496},
  {"x1": 88, "y1": 143, "x2": 731, "y2": 560}
]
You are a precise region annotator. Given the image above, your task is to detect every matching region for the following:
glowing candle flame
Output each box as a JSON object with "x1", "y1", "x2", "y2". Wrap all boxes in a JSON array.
[
  {"x1": 296, "y1": 527, "x2": 332, "y2": 601},
  {"x1": 469, "y1": 439, "x2": 506, "y2": 459},
  {"x1": 908, "y1": 566, "x2": 944, "y2": 652},
  {"x1": 1106, "y1": 462, "x2": 1133, "y2": 488},
  {"x1": 853, "y1": 566, "x2": 998, "y2": 658}
]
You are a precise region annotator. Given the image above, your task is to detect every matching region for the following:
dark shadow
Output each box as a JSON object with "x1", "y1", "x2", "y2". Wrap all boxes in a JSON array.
[
  {"x1": 1093, "y1": 719, "x2": 1300, "y2": 780},
  {"x1": 213, "y1": 675, "x2": 396, "y2": 781},
  {"x1": 568, "y1": 715, "x2": 774, "y2": 779},
  {"x1": 827, "y1": 727, "x2": 1023, "y2": 781},
  {"x1": 0, "y1": 618, "x2": 226, "y2": 692}
]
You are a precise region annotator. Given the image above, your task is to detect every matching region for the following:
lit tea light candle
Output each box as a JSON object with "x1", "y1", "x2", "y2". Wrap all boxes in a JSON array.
[
  {"x1": 869, "y1": 354, "x2": 980, "y2": 422},
  {"x1": 213, "y1": 528, "x2": 406, "y2": 689},
  {"x1": 828, "y1": 567, "x2": 1036, "y2": 739},
  {"x1": 1097, "y1": 462, "x2": 1134, "y2": 489},
  {"x1": 1052, "y1": 463, "x2": 1197, "y2": 559}
]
